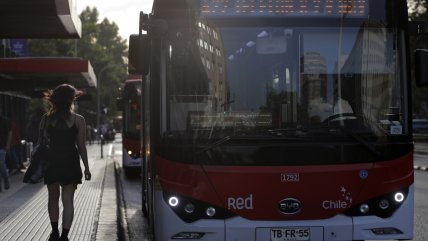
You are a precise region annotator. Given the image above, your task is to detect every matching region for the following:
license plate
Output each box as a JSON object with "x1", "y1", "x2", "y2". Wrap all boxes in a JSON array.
[{"x1": 270, "y1": 227, "x2": 310, "y2": 241}]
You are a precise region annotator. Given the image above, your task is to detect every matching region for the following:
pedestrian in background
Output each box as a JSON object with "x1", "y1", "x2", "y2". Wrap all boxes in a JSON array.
[
  {"x1": 9, "y1": 116, "x2": 26, "y2": 173},
  {"x1": 0, "y1": 113, "x2": 12, "y2": 192},
  {"x1": 39, "y1": 84, "x2": 92, "y2": 241}
]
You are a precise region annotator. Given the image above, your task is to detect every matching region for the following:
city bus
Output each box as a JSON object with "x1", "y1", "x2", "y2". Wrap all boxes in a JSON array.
[
  {"x1": 129, "y1": 0, "x2": 428, "y2": 240},
  {"x1": 117, "y1": 77, "x2": 142, "y2": 176}
]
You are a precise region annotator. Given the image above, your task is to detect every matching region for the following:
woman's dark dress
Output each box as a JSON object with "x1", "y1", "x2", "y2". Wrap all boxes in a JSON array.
[{"x1": 44, "y1": 120, "x2": 82, "y2": 185}]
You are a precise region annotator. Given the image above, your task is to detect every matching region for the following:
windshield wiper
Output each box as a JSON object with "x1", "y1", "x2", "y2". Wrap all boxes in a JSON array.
[
  {"x1": 330, "y1": 126, "x2": 381, "y2": 158},
  {"x1": 197, "y1": 128, "x2": 308, "y2": 155},
  {"x1": 270, "y1": 125, "x2": 381, "y2": 157},
  {"x1": 196, "y1": 135, "x2": 231, "y2": 155}
]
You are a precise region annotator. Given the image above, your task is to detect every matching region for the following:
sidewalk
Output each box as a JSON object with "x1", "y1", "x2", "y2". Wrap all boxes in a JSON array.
[{"x1": 0, "y1": 142, "x2": 119, "y2": 241}]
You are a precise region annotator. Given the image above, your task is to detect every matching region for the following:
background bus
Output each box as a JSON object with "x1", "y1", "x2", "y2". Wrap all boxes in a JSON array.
[
  {"x1": 117, "y1": 77, "x2": 142, "y2": 176},
  {"x1": 129, "y1": 0, "x2": 428, "y2": 240}
]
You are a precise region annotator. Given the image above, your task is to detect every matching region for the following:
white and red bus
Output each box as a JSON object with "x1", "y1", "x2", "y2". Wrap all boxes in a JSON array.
[
  {"x1": 118, "y1": 77, "x2": 143, "y2": 175},
  {"x1": 129, "y1": 0, "x2": 428, "y2": 240}
]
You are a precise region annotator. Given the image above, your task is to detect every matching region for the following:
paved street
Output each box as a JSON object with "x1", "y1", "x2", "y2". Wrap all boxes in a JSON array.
[{"x1": 0, "y1": 142, "x2": 118, "y2": 241}]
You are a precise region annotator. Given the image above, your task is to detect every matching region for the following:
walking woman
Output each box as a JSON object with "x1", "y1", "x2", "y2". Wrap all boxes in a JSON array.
[{"x1": 38, "y1": 84, "x2": 92, "y2": 241}]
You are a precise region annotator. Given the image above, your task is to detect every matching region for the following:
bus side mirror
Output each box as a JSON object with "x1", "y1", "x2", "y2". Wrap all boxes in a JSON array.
[
  {"x1": 415, "y1": 49, "x2": 428, "y2": 87},
  {"x1": 128, "y1": 34, "x2": 150, "y2": 75}
]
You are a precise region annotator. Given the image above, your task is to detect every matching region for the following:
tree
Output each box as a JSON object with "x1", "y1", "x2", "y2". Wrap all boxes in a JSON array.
[
  {"x1": 28, "y1": 7, "x2": 128, "y2": 127},
  {"x1": 409, "y1": 0, "x2": 428, "y2": 118},
  {"x1": 77, "y1": 7, "x2": 128, "y2": 128},
  {"x1": 408, "y1": 0, "x2": 427, "y2": 17}
]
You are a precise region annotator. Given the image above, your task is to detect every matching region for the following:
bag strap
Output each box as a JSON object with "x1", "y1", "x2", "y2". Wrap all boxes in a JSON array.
[{"x1": 40, "y1": 115, "x2": 50, "y2": 146}]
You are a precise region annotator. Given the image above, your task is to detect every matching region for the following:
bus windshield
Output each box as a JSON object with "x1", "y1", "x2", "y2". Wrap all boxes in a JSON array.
[
  {"x1": 161, "y1": 2, "x2": 409, "y2": 165},
  {"x1": 167, "y1": 27, "x2": 405, "y2": 133},
  {"x1": 123, "y1": 80, "x2": 141, "y2": 139}
]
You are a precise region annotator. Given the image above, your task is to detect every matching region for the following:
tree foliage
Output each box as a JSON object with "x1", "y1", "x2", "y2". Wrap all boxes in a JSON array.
[
  {"x1": 28, "y1": 7, "x2": 128, "y2": 127},
  {"x1": 408, "y1": 0, "x2": 428, "y2": 118},
  {"x1": 408, "y1": 0, "x2": 427, "y2": 17}
]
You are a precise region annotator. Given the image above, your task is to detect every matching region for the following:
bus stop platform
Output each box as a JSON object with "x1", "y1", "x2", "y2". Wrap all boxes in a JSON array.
[{"x1": 0, "y1": 143, "x2": 120, "y2": 241}]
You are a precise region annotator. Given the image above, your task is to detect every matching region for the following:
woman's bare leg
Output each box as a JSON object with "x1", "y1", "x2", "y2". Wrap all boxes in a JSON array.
[
  {"x1": 61, "y1": 184, "x2": 76, "y2": 229},
  {"x1": 47, "y1": 183, "x2": 60, "y2": 222},
  {"x1": 47, "y1": 183, "x2": 61, "y2": 240}
]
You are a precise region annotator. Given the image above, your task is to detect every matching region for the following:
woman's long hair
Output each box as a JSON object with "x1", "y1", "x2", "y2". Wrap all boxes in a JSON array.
[{"x1": 45, "y1": 84, "x2": 82, "y2": 120}]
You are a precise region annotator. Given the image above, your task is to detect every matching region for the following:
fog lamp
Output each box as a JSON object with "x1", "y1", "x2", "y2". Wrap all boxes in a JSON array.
[
  {"x1": 378, "y1": 199, "x2": 390, "y2": 210},
  {"x1": 371, "y1": 227, "x2": 403, "y2": 235},
  {"x1": 206, "y1": 207, "x2": 216, "y2": 217},
  {"x1": 359, "y1": 203, "x2": 370, "y2": 214},
  {"x1": 184, "y1": 203, "x2": 195, "y2": 214},
  {"x1": 171, "y1": 232, "x2": 205, "y2": 239}
]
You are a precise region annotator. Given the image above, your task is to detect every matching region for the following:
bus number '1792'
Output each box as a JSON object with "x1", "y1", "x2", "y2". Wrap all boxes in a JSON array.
[{"x1": 281, "y1": 173, "x2": 300, "y2": 182}]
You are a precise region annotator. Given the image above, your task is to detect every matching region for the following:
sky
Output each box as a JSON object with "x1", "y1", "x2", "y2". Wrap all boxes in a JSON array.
[{"x1": 76, "y1": 0, "x2": 154, "y2": 40}]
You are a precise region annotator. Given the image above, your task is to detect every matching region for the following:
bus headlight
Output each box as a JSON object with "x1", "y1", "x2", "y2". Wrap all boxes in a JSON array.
[
  {"x1": 163, "y1": 192, "x2": 235, "y2": 223},
  {"x1": 394, "y1": 192, "x2": 405, "y2": 203},
  {"x1": 345, "y1": 188, "x2": 408, "y2": 218},
  {"x1": 168, "y1": 196, "x2": 180, "y2": 207},
  {"x1": 127, "y1": 149, "x2": 140, "y2": 159}
]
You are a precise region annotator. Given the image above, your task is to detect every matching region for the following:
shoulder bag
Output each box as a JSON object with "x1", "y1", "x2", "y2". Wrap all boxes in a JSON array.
[{"x1": 23, "y1": 116, "x2": 50, "y2": 184}]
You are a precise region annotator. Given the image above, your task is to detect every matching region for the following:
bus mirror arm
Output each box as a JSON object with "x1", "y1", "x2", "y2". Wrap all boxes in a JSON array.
[
  {"x1": 139, "y1": 11, "x2": 168, "y2": 36},
  {"x1": 139, "y1": 12, "x2": 149, "y2": 33},
  {"x1": 415, "y1": 49, "x2": 428, "y2": 87}
]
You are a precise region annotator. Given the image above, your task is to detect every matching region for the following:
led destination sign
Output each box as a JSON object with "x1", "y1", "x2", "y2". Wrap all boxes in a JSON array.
[
  {"x1": 201, "y1": 0, "x2": 368, "y2": 17},
  {"x1": 189, "y1": 112, "x2": 272, "y2": 129}
]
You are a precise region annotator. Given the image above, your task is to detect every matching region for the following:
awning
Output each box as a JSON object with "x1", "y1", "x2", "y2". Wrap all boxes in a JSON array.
[
  {"x1": 0, "y1": 57, "x2": 97, "y2": 93},
  {"x1": 0, "y1": 0, "x2": 81, "y2": 38}
]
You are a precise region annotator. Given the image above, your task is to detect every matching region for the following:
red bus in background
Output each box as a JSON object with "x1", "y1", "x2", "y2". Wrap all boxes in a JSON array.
[
  {"x1": 117, "y1": 77, "x2": 142, "y2": 176},
  {"x1": 129, "y1": 0, "x2": 428, "y2": 240}
]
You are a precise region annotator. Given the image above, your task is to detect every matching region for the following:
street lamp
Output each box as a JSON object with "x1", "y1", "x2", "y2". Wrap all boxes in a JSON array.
[
  {"x1": 96, "y1": 63, "x2": 125, "y2": 158},
  {"x1": 96, "y1": 64, "x2": 124, "y2": 130}
]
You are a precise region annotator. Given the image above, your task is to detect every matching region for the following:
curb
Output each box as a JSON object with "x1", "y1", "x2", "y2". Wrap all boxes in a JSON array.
[
  {"x1": 115, "y1": 160, "x2": 130, "y2": 241},
  {"x1": 94, "y1": 146, "x2": 119, "y2": 241}
]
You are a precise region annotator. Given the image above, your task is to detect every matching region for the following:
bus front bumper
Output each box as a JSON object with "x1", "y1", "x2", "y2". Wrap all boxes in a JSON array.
[{"x1": 153, "y1": 186, "x2": 413, "y2": 241}]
